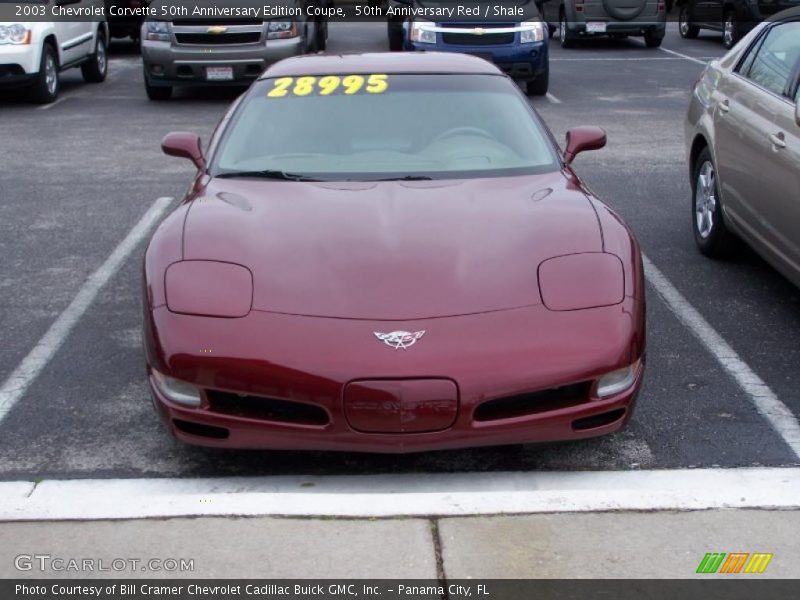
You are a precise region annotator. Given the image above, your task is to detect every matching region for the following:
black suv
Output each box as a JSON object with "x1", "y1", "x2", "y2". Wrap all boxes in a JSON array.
[{"x1": 677, "y1": 0, "x2": 798, "y2": 48}]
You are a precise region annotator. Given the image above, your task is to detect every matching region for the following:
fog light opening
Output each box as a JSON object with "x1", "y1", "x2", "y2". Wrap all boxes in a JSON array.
[
  {"x1": 572, "y1": 408, "x2": 626, "y2": 431},
  {"x1": 173, "y1": 419, "x2": 229, "y2": 439}
]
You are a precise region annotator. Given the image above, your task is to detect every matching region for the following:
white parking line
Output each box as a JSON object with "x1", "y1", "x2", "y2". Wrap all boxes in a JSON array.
[
  {"x1": 0, "y1": 197, "x2": 173, "y2": 424},
  {"x1": 37, "y1": 95, "x2": 72, "y2": 110},
  {"x1": 545, "y1": 92, "x2": 562, "y2": 104},
  {"x1": 643, "y1": 255, "x2": 800, "y2": 459},
  {"x1": 550, "y1": 57, "x2": 715, "y2": 62},
  {"x1": 2, "y1": 467, "x2": 799, "y2": 520},
  {"x1": 658, "y1": 47, "x2": 709, "y2": 66}
]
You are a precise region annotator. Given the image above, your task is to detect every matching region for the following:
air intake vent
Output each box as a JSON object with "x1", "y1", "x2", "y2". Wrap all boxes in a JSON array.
[
  {"x1": 474, "y1": 382, "x2": 591, "y2": 422},
  {"x1": 207, "y1": 391, "x2": 329, "y2": 426}
]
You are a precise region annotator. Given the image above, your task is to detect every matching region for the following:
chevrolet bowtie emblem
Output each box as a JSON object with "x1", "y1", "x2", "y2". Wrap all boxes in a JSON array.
[
  {"x1": 374, "y1": 330, "x2": 426, "y2": 350},
  {"x1": 207, "y1": 26, "x2": 228, "y2": 34}
]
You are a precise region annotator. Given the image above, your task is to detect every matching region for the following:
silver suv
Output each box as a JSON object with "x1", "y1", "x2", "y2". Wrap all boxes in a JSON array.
[
  {"x1": 141, "y1": 9, "x2": 327, "y2": 100},
  {"x1": 537, "y1": 0, "x2": 667, "y2": 48}
]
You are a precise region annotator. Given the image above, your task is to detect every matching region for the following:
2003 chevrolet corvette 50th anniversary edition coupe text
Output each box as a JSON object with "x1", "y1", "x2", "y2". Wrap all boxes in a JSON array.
[{"x1": 143, "y1": 52, "x2": 646, "y2": 452}]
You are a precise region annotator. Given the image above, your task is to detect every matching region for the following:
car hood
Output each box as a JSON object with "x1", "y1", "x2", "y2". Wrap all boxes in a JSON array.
[{"x1": 182, "y1": 172, "x2": 603, "y2": 320}]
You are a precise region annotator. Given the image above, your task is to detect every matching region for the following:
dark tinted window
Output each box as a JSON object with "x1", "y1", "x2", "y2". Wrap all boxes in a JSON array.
[{"x1": 741, "y1": 22, "x2": 800, "y2": 98}]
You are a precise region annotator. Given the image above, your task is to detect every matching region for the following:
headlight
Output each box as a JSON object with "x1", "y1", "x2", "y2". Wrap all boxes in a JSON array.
[
  {"x1": 410, "y1": 20, "x2": 436, "y2": 44},
  {"x1": 520, "y1": 22, "x2": 545, "y2": 44},
  {"x1": 151, "y1": 370, "x2": 202, "y2": 407},
  {"x1": 597, "y1": 360, "x2": 642, "y2": 398},
  {"x1": 0, "y1": 23, "x2": 31, "y2": 45},
  {"x1": 268, "y1": 19, "x2": 298, "y2": 39},
  {"x1": 165, "y1": 260, "x2": 253, "y2": 318},
  {"x1": 145, "y1": 21, "x2": 170, "y2": 42}
]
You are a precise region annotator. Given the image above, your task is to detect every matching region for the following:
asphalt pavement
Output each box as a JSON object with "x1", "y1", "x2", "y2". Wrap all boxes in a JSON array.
[{"x1": 0, "y1": 21, "x2": 798, "y2": 483}]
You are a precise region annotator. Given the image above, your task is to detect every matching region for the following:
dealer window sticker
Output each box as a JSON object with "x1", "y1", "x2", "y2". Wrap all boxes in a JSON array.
[{"x1": 267, "y1": 74, "x2": 389, "y2": 98}]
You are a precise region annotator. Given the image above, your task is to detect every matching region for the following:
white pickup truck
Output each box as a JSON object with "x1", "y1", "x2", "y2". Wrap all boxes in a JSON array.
[{"x1": 0, "y1": 1, "x2": 108, "y2": 103}]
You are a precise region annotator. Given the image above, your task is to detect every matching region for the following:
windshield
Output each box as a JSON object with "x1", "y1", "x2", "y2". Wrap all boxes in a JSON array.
[{"x1": 212, "y1": 74, "x2": 560, "y2": 181}]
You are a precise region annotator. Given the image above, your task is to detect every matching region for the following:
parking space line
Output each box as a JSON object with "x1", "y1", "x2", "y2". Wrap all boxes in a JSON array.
[
  {"x1": 37, "y1": 95, "x2": 72, "y2": 110},
  {"x1": 643, "y1": 255, "x2": 800, "y2": 459},
  {"x1": 550, "y1": 57, "x2": 714, "y2": 62},
  {"x1": 0, "y1": 197, "x2": 173, "y2": 424},
  {"x1": 545, "y1": 92, "x2": 562, "y2": 104},
  {"x1": 2, "y1": 467, "x2": 799, "y2": 520},
  {"x1": 658, "y1": 47, "x2": 709, "y2": 66}
]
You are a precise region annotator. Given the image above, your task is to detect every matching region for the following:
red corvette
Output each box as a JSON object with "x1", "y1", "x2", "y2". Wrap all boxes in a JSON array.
[{"x1": 143, "y1": 52, "x2": 646, "y2": 452}]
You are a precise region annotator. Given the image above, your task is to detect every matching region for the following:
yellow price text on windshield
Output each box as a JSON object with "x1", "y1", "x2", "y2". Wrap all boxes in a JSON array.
[{"x1": 267, "y1": 74, "x2": 389, "y2": 98}]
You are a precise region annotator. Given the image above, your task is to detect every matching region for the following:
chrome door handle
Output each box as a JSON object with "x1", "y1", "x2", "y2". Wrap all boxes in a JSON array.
[
  {"x1": 769, "y1": 133, "x2": 786, "y2": 149},
  {"x1": 718, "y1": 100, "x2": 730, "y2": 114}
]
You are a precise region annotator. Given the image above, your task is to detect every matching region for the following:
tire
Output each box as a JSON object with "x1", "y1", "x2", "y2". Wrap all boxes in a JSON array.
[
  {"x1": 644, "y1": 31, "x2": 664, "y2": 48},
  {"x1": 722, "y1": 9, "x2": 741, "y2": 49},
  {"x1": 29, "y1": 43, "x2": 59, "y2": 104},
  {"x1": 81, "y1": 31, "x2": 108, "y2": 83},
  {"x1": 559, "y1": 11, "x2": 575, "y2": 49},
  {"x1": 144, "y1": 72, "x2": 172, "y2": 101},
  {"x1": 692, "y1": 148, "x2": 739, "y2": 257},
  {"x1": 679, "y1": 5, "x2": 700, "y2": 39},
  {"x1": 388, "y1": 24, "x2": 403, "y2": 51},
  {"x1": 526, "y1": 67, "x2": 549, "y2": 96},
  {"x1": 315, "y1": 20, "x2": 327, "y2": 52}
]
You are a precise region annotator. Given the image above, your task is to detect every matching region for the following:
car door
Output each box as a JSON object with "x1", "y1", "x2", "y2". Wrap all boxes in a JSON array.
[
  {"x1": 695, "y1": 0, "x2": 722, "y2": 26},
  {"x1": 714, "y1": 21, "x2": 800, "y2": 268},
  {"x1": 756, "y1": 24, "x2": 800, "y2": 279},
  {"x1": 53, "y1": 0, "x2": 96, "y2": 65}
]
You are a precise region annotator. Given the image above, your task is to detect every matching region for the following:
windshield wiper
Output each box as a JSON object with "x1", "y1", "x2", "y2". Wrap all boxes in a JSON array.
[
  {"x1": 215, "y1": 170, "x2": 323, "y2": 182},
  {"x1": 372, "y1": 175, "x2": 434, "y2": 181}
]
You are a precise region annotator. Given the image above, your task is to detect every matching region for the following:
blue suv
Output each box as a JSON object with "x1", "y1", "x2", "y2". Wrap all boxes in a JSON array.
[{"x1": 390, "y1": 0, "x2": 550, "y2": 95}]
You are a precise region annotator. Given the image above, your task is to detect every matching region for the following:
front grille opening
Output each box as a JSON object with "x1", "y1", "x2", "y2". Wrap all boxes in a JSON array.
[
  {"x1": 207, "y1": 391, "x2": 329, "y2": 426},
  {"x1": 572, "y1": 408, "x2": 626, "y2": 431},
  {"x1": 173, "y1": 419, "x2": 229, "y2": 439},
  {"x1": 175, "y1": 32, "x2": 261, "y2": 45},
  {"x1": 442, "y1": 32, "x2": 515, "y2": 45},
  {"x1": 474, "y1": 382, "x2": 591, "y2": 422}
]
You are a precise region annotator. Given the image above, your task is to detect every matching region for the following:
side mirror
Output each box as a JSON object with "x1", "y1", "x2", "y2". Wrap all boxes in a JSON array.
[
  {"x1": 161, "y1": 132, "x2": 205, "y2": 171},
  {"x1": 564, "y1": 126, "x2": 607, "y2": 165}
]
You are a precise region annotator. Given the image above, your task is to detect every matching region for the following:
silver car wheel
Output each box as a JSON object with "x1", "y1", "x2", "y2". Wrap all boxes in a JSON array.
[
  {"x1": 44, "y1": 53, "x2": 57, "y2": 96},
  {"x1": 560, "y1": 18, "x2": 565, "y2": 40},
  {"x1": 679, "y1": 18, "x2": 689, "y2": 37},
  {"x1": 695, "y1": 161, "x2": 717, "y2": 239},
  {"x1": 723, "y1": 18, "x2": 734, "y2": 46},
  {"x1": 96, "y1": 38, "x2": 107, "y2": 75}
]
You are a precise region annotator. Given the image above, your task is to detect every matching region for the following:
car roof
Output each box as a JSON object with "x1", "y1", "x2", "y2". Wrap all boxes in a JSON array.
[{"x1": 260, "y1": 52, "x2": 504, "y2": 79}]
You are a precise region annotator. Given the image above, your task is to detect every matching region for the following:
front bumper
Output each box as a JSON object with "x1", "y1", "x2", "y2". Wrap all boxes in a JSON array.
[
  {"x1": 0, "y1": 43, "x2": 40, "y2": 84},
  {"x1": 141, "y1": 37, "x2": 304, "y2": 86},
  {"x1": 407, "y1": 39, "x2": 548, "y2": 80},
  {"x1": 144, "y1": 301, "x2": 645, "y2": 453}
]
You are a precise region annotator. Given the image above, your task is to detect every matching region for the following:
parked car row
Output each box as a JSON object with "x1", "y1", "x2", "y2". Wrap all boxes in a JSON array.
[{"x1": 0, "y1": 0, "x2": 331, "y2": 103}]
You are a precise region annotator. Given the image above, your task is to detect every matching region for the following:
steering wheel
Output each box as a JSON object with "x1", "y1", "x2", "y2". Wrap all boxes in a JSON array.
[{"x1": 430, "y1": 126, "x2": 495, "y2": 145}]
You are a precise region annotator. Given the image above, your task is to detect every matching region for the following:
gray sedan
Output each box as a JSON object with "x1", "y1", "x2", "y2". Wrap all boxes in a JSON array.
[{"x1": 685, "y1": 9, "x2": 800, "y2": 287}]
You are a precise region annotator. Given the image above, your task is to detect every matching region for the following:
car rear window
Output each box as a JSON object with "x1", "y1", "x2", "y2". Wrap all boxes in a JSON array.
[{"x1": 211, "y1": 74, "x2": 560, "y2": 181}]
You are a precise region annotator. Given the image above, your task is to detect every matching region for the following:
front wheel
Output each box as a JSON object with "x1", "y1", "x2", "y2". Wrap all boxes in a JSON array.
[
  {"x1": 722, "y1": 10, "x2": 741, "y2": 49},
  {"x1": 559, "y1": 13, "x2": 575, "y2": 48},
  {"x1": 29, "y1": 44, "x2": 59, "y2": 104},
  {"x1": 144, "y1": 72, "x2": 172, "y2": 100},
  {"x1": 388, "y1": 28, "x2": 403, "y2": 51},
  {"x1": 692, "y1": 148, "x2": 739, "y2": 257},
  {"x1": 679, "y1": 5, "x2": 700, "y2": 38},
  {"x1": 81, "y1": 32, "x2": 108, "y2": 83},
  {"x1": 644, "y1": 31, "x2": 664, "y2": 48},
  {"x1": 526, "y1": 67, "x2": 549, "y2": 96}
]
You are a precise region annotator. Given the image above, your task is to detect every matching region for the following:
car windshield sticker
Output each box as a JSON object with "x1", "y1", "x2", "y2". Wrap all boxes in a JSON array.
[{"x1": 267, "y1": 74, "x2": 389, "y2": 98}]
